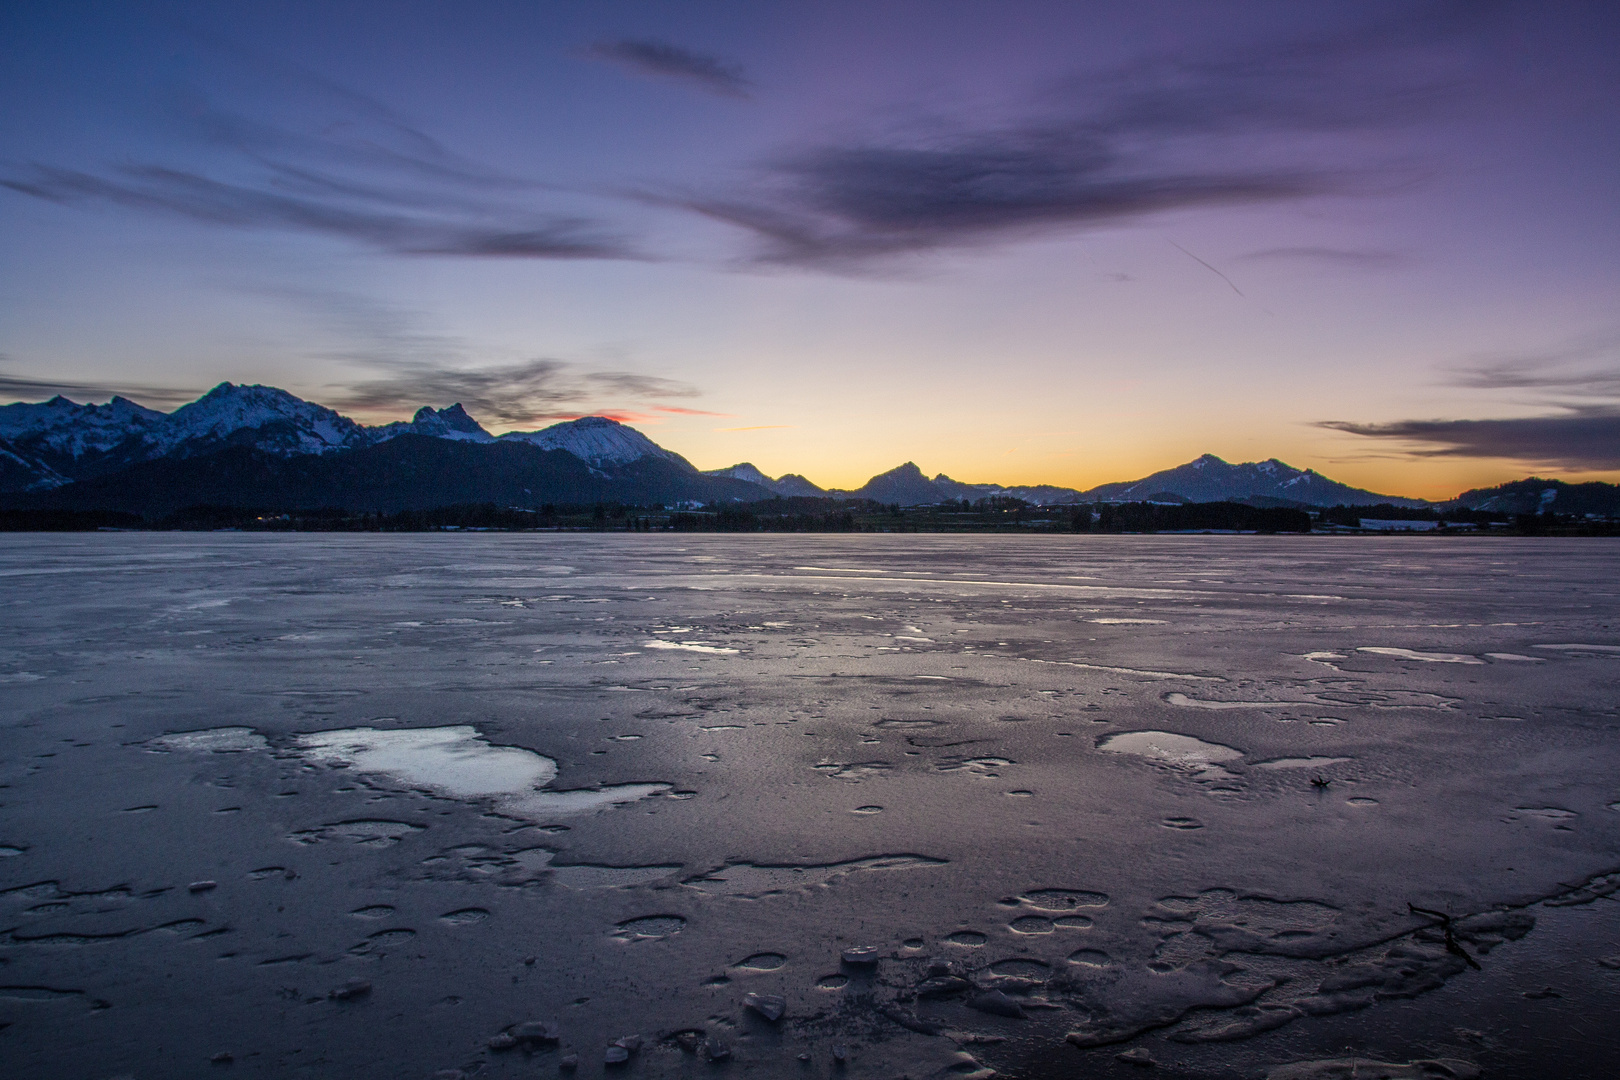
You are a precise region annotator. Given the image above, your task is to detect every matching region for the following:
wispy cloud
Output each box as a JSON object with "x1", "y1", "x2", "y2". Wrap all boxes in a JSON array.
[
  {"x1": 648, "y1": 405, "x2": 730, "y2": 417},
  {"x1": 585, "y1": 39, "x2": 751, "y2": 98},
  {"x1": 583, "y1": 373, "x2": 701, "y2": 399},
  {"x1": 2, "y1": 62, "x2": 636, "y2": 260},
  {"x1": 0, "y1": 358, "x2": 199, "y2": 409},
  {"x1": 662, "y1": 9, "x2": 1477, "y2": 267},
  {"x1": 1319, "y1": 410, "x2": 1620, "y2": 471}
]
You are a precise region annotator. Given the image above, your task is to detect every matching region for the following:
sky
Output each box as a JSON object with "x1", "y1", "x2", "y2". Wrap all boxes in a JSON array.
[{"x1": 2, "y1": 0, "x2": 1617, "y2": 499}]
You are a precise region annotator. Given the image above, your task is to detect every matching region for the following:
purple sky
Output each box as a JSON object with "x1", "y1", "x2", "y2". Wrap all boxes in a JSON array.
[{"x1": 2, "y1": 0, "x2": 1617, "y2": 498}]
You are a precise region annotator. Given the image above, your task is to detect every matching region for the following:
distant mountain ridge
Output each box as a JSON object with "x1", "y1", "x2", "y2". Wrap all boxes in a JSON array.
[
  {"x1": 4, "y1": 382, "x2": 1603, "y2": 515},
  {"x1": 1078, "y1": 453, "x2": 1423, "y2": 508}
]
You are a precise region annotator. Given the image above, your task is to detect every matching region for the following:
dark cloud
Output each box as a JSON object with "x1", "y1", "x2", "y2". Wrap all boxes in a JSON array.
[
  {"x1": 585, "y1": 39, "x2": 751, "y2": 98},
  {"x1": 336, "y1": 359, "x2": 575, "y2": 424},
  {"x1": 1319, "y1": 410, "x2": 1620, "y2": 471},
  {"x1": 669, "y1": 9, "x2": 1478, "y2": 266},
  {"x1": 1237, "y1": 246, "x2": 1406, "y2": 267},
  {"x1": 332, "y1": 360, "x2": 703, "y2": 427},
  {"x1": 676, "y1": 149, "x2": 1328, "y2": 265}
]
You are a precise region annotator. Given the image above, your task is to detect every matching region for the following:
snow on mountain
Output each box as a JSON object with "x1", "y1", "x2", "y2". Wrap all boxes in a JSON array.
[
  {"x1": 499, "y1": 416, "x2": 694, "y2": 469},
  {"x1": 0, "y1": 436, "x2": 71, "y2": 491},
  {"x1": 156, "y1": 383, "x2": 371, "y2": 456},
  {"x1": 702, "y1": 462, "x2": 826, "y2": 497},
  {"x1": 370, "y1": 403, "x2": 495, "y2": 444},
  {"x1": 0, "y1": 395, "x2": 167, "y2": 458}
]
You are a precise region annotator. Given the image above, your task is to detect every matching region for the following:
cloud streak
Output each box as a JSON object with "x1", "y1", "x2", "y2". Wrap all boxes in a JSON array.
[
  {"x1": 585, "y1": 39, "x2": 751, "y2": 98},
  {"x1": 1320, "y1": 410, "x2": 1620, "y2": 471},
  {"x1": 3, "y1": 163, "x2": 626, "y2": 258}
]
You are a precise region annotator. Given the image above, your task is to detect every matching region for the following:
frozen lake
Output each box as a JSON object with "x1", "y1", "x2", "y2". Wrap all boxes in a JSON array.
[{"x1": 2, "y1": 534, "x2": 1618, "y2": 1078}]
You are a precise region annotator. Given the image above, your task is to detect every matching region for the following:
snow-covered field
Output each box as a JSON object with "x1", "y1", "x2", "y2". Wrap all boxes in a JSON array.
[{"x1": 1, "y1": 535, "x2": 1617, "y2": 1078}]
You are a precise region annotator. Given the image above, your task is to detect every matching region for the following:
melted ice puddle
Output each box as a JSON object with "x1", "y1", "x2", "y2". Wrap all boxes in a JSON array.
[
  {"x1": 1098, "y1": 731, "x2": 1243, "y2": 777},
  {"x1": 1356, "y1": 647, "x2": 1483, "y2": 665},
  {"x1": 295, "y1": 727, "x2": 670, "y2": 817}
]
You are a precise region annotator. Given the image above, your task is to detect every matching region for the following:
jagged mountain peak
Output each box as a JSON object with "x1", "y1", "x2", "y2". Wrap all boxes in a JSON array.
[{"x1": 404, "y1": 404, "x2": 494, "y2": 443}]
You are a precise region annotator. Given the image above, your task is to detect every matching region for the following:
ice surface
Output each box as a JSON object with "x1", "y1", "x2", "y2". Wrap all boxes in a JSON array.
[{"x1": 3, "y1": 534, "x2": 1618, "y2": 1079}]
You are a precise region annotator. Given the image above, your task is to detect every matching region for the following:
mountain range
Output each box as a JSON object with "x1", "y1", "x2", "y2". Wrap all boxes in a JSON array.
[{"x1": 2, "y1": 383, "x2": 1612, "y2": 516}]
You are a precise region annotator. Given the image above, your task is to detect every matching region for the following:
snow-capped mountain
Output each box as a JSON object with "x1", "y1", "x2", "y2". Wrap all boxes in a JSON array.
[
  {"x1": 156, "y1": 383, "x2": 371, "y2": 457},
  {"x1": 703, "y1": 462, "x2": 825, "y2": 497},
  {"x1": 499, "y1": 416, "x2": 695, "y2": 470},
  {"x1": 1082, "y1": 453, "x2": 1421, "y2": 507},
  {"x1": 0, "y1": 395, "x2": 167, "y2": 459},
  {"x1": 0, "y1": 383, "x2": 1450, "y2": 512}
]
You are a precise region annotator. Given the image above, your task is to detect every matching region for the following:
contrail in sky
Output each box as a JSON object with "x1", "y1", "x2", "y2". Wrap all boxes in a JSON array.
[{"x1": 1168, "y1": 240, "x2": 1245, "y2": 297}]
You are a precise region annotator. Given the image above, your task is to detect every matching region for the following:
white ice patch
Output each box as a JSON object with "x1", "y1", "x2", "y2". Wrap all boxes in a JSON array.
[
  {"x1": 1091, "y1": 618, "x2": 1166, "y2": 624},
  {"x1": 1098, "y1": 731, "x2": 1243, "y2": 776},
  {"x1": 1356, "y1": 647, "x2": 1484, "y2": 665},
  {"x1": 1483, "y1": 653, "x2": 1545, "y2": 662},
  {"x1": 644, "y1": 640, "x2": 738, "y2": 654},
  {"x1": 293, "y1": 726, "x2": 669, "y2": 817},
  {"x1": 149, "y1": 727, "x2": 269, "y2": 753},
  {"x1": 1253, "y1": 757, "x2": 1352, "y2": 770},
  {"x1": 297, "y1": 726, "x2": 556, "y2": 797},
  {"x1": 1532, "y1": 643, "x2": 1620, "y2": 653}
]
